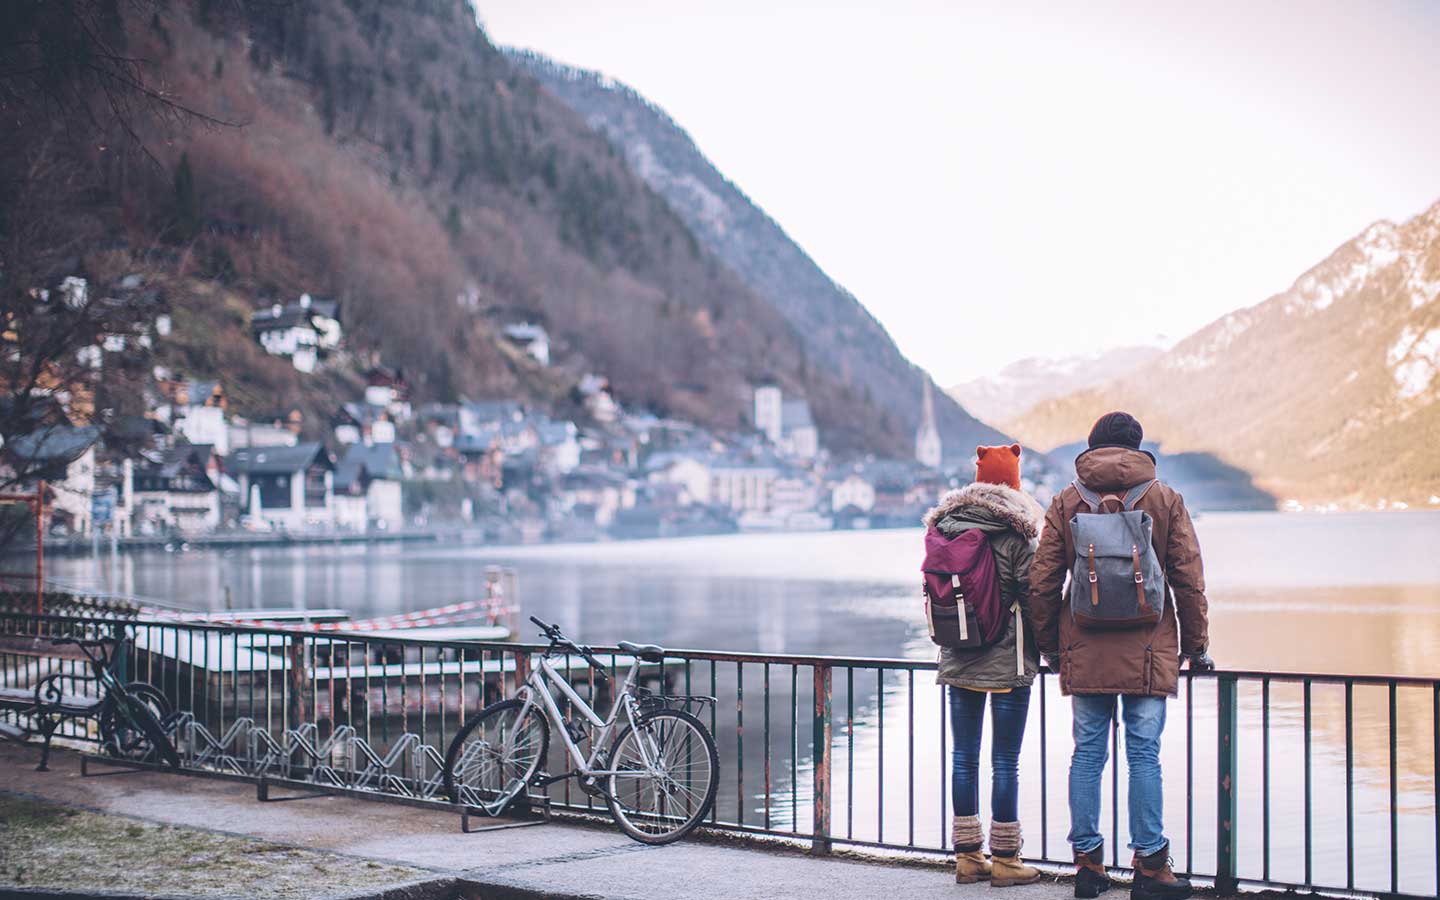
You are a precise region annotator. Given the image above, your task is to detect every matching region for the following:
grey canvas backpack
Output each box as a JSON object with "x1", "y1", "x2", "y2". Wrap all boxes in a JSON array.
[{"x1": 1067, "y1": 480, "x2": 1164, "y2": 629}]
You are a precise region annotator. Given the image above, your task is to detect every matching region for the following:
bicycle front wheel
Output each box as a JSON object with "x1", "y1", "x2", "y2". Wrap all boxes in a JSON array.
[
  {"x1": 606, "y1": 709, "x2": 718, "y2": 844},
  {"x1": 443, "y1": 698, "x2": 550, "y2": 816}
]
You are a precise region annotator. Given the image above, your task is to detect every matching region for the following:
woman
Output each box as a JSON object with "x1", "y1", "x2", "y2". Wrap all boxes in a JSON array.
[{"x1": 923, "y1": 443, "x2": 1043, "y2": 886}]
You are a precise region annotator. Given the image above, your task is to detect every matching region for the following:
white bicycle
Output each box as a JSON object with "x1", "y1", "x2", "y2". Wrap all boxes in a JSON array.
[{"x1": 442, "y1": 617, "x2": 719, "y2": 844}]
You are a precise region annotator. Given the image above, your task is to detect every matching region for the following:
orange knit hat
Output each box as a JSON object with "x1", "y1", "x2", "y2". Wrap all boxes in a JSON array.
[{"x1": 975, "y1": 444, "x2": 1022, "y2": 491}]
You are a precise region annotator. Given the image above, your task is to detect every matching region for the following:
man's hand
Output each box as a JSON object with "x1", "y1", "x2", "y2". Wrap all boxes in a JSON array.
[{"x1": 1183, "y1": 651, "x2": 1215, "y2": 673}]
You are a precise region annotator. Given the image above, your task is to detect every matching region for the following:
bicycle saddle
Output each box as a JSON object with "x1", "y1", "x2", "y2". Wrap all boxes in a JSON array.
[{"x1": 618, "y1": 641, "x2": 665, "y2": 663}]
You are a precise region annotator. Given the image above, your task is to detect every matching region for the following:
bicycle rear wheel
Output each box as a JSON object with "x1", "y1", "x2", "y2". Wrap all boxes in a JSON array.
[
  {"x1": 102, "y1": 687, "x2": 180, "y2": 769},
  {"x1": 443, "y1": 698, "x2": 550, "y2": 816},
  {"x1": 605, "y1": 709, "x2": 718, "y2": 844}
]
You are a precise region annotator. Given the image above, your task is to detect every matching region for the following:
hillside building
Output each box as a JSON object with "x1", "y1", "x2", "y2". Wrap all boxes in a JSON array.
[
  {"x1": 5, "y1": 425, "x2": 102, "y2": 536},
  {"x1": 229, "y1": 442, "x2": 334, "y2": 531},
  {"x1": 709, "y1": 459, "x2": 779, "y2": 512},
  {"x1": 251, "y1": 294, "x2": 342, "y2": 373},
  {"x1": 131, "y1": 444, "x2": 222, "y2": 534},
  {"x1": 754, "y1": 384, "x2": 783, "y2": 443},
  {"x1": 915, "y1": 379, "x2": 943, "y2": 469},
  {"x1": 502, "y1": 323, "x2": 550, "y2": 366},
  {"x1": 333, "y1": 442, "x2": 405, "y2": 532},
  {"x1": 779, "y1": 400, "x2": 819, "y2": 461}
]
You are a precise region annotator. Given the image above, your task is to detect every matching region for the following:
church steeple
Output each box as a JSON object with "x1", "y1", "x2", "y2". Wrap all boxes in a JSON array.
[{"x1": 916, "y1": 377, "x2": 942, "y2": 469}]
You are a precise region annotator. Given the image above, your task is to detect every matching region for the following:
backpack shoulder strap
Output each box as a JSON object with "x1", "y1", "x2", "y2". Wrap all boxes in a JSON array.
[
  {"x1": 1071, "y1": 480, "x2": 1102, "y2": 513},
  {"x1": 1122, "y1": 479, "x2": 1157, "y2": 511}
]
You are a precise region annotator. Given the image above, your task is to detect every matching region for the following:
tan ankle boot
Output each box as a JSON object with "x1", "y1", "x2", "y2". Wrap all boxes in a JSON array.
[
  {"x1": 989, "y1": 821, "x2": 1042, "y2": 887},
  {"x1": 956, "y1": 849, "x2": 992, "y2": 884},
  {"x1": 953, "y1": 815, "x2": 990, "y2": 883}
]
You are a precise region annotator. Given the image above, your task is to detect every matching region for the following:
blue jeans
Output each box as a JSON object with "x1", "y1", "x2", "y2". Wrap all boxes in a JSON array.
[
  {"x1": 1068, "y1": 694, "x2": 1168, "y2": 856},
  {"x1": 948, "y1": 686, "x2": 1031, "y2": 822}
]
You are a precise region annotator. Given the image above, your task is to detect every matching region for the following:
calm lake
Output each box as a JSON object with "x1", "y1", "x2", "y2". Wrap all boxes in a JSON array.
[{"x1": 47, "y1": 511, "x2": 1440, "y2": 893}]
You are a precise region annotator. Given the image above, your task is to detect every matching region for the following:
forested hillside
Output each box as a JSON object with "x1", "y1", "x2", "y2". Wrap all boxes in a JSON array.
[
  {"x1": 509, "y1": 51, "x2": 1008, "y2": 458},
  {"x1": 4, "y1": 0, "x2": 920, "y2": 452}
]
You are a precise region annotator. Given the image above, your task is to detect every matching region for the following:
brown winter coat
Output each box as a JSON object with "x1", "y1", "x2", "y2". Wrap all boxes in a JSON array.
[{"x1": 1027, "y1": 447, "x2": 1209, "y2": 697}]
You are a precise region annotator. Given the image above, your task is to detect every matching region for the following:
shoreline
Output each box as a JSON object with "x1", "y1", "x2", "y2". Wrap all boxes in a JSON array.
[{"x1": 8, "y1": 506, "x2": 1437, "y2": 561}]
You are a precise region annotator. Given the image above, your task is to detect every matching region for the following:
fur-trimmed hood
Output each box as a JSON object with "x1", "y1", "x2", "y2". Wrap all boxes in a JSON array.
[{"x1": 923, "y1": 482, "x2": 1043, "y2": 540}]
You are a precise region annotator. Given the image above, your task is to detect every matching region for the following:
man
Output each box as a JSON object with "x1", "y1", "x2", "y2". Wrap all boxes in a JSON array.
[{"x1": 1028, "y1": 412, "x2": 1212, "y2": 900}]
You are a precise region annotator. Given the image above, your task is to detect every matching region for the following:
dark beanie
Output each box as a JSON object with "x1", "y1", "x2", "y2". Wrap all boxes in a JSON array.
[{"x1": 1088, "y1": 411, "x2": 1144, "y2": 451}]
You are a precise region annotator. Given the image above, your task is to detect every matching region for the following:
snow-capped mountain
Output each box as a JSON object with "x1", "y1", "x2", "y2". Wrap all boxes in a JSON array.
[
  {"x1": 948, "y1": 343, "x2": 1166, "y2": 426},
  {"x1": 1009, "y1": 200, "x2": 1440, "y2": 506}
]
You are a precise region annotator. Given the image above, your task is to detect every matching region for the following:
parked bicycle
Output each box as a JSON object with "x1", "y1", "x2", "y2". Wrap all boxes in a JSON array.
[
  {"x1": 442, "y1": 617, "x2": 719, "y2": 844},
  {"x1": 66, "y1": 634, "x2": 181, "y2": 769}
]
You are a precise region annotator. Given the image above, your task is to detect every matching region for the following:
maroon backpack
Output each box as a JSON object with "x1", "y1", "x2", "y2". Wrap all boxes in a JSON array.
[{"x1": 922, "y1": 526, "x2": 1005, "y2": 649}]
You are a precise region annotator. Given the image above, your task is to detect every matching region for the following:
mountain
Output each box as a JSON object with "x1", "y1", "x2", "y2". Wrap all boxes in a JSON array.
[
  {"x1": 1009, "y1": 201, "x2": 1440, "y2": 506},
  {"x1": 948, "y1": 344, "x2": 1165, "y2": 426},
  {"x1": 7, "y1": 0, "x2": 925, "y2": 453},
  {"x1": 507, "y1": 50, "x2": 1008, "y2": 460},
  {"x1": 1048, "y1": 442, "x2": 1275, "y2": 511}
]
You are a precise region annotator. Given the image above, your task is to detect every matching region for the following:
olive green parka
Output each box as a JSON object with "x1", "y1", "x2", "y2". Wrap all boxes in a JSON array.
[{"x1": 924, "y1": 482, "x2": 1044, "y2": 691}]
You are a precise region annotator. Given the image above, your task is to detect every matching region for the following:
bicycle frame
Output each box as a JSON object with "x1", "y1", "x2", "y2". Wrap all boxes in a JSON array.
[{"x1": 518, "y1": 653, "x2": 658, "y2": 779}]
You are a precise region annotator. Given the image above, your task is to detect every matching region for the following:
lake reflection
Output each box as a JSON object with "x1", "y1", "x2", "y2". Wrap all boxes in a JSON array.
[{"x1": 48, "y1": 512, "x2": 1440, "y2": 893}]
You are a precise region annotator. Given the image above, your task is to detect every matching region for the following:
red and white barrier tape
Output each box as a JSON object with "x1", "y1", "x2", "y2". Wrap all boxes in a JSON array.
[{"x1": 141, "y1": 597, "x2": 518, "y2": 633}]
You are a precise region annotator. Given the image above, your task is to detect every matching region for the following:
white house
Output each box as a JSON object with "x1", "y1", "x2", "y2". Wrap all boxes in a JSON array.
[
  {"x1": 754, "y1": 384, "x2": 783, "y2": 443},
  {"x1": 558, "y1": 467, "x2": 632, "y2": 527},
  {"x1": 537, "y1": 421, "x2": 581, "y2": 475},
  {"x1": 5, "y1": 425, "x2": 102, "y2": 536},
  {"x1": 228, "y1": 442, "x2": 334, "y2": 531},
  {"x1": 709, "y1": 460, "x2": 779, "y2": 512},
  {"x1": 173, "y1": 404, "x2": 228, "y2": 455},
  {"x1": 333, "y1": 443, "x2": 405, "y2": 532},
  {"x1": 363, "y1": 367, "x2": 411, "y2": 419},
  {"x1": 578, "y1": 374, "x2": 619, "y2": 423},
  {"x1": 131, "y1": 444, "x2": 221, "y2": 534},
  {"x1": 646, "y1": 453, "x2": 712, "y2": 506},
  {"x1": 251, "y1": 295, "x2": 342, "y2": 373},
  {"x1": 780, "y1": 400, "x2": 819, "y2": 461},
  {"x1": 502, "y1": 323, "x2": 550, "y2": 366},
  {"x1": 228, "y1": 417, "x2": 299, "y2": 450},
  {"x1": 771, "y1": 474, "x2": 819, "y2": 514},
  {"x1": 831, "y1": 472, "x2": 876, "y2": 514}
]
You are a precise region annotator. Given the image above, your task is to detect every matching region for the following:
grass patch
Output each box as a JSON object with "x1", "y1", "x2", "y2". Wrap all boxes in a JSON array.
[{"x1": 0, "y1": 794, "x2": 425, "y2": 898}]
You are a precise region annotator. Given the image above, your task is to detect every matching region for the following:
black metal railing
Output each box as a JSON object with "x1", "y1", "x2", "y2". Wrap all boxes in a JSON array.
[{"x1": 1, "y1": 611, "x2": 1435, "y2": 899}]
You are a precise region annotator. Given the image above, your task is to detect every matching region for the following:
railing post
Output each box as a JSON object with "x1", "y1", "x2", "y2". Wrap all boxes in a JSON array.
[
  {"x1": 811, "y1": 663, "x2": 832, "y2": 856},
  {"x1": 514, "y1": 650, "x2": 530, "y2": 694},
  {"x1": 1216, "y1": 673, "x2": 1238, "y2": 895},
  {"x1": 286, "y1": 634, "x2": 306, "y2": 771}
]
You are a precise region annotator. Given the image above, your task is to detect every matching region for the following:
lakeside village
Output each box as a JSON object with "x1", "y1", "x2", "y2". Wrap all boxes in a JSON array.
[{"x1": 6, "y1": 280, "x2": 1036, "y2": 550}]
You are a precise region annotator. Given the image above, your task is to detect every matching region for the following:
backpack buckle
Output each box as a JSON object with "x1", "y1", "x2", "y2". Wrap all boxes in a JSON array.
[
  {"x1": 1088, "y1": 572, "x2": 1098, "y2": 583},
  {"x1": 1134, "y1": 572, "x2": 1144, "y2": 584}
]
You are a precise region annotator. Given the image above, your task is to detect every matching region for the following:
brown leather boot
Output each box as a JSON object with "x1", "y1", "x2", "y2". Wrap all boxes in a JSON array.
[
  {"x1": 1074, "y1": 844, "x2": 1111, "y2": 898},
  {"x1": 989, "y1": 821, "x2": 1041, "y2": 886},
  {"x1": 955, "y1": 849, "x2": 992, "y2": 884},
  {"x1": 953, "y1": 815, "x2": 990, "y2": 883},
  {"x1": 1130, "y1": 844, "x2": 1191, "y2": 900}
]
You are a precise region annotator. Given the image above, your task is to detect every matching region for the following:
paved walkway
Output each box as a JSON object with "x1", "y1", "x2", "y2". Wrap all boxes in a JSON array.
[{"x1": 0, "y1": 742, "x2": 1076, "y2": 900}]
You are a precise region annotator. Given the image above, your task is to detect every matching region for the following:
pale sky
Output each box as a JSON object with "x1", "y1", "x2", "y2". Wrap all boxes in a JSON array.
[{"x1": 478, "y1": 1, "x2": 1440, "y2": 384}]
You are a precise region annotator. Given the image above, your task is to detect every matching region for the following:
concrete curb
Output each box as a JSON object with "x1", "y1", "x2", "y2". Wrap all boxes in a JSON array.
[
  {"x1": 0, "y1": 875, "x2": 468, "y2": 900},
  {"x1": 0, "y1": 877, "x2": 634, "y2": 900}
]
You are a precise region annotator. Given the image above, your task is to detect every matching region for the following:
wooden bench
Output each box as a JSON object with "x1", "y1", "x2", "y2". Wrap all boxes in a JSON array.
[{"x1": 0, "y1": 633, "x2": 124, "y2": 771}]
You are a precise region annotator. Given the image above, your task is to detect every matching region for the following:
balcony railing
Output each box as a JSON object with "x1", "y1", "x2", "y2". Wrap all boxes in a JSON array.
[{"x1": 2, "y1": 611, "x2": 1436, "y2": 899}]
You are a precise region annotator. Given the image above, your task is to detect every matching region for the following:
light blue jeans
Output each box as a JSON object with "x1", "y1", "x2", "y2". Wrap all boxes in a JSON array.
[{"x1": 1068, "y1": 694, "x2": 1168, "y2": 857}]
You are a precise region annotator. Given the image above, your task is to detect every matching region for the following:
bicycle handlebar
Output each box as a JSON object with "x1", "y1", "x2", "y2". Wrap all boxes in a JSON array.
[{"x1": 529, "y1": 617, "x2": 608, "y2": 679}]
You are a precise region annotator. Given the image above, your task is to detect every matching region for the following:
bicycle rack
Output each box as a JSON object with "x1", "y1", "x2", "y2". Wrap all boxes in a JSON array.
[{"x1": 458, "y1": 791, "x2": 553, "y2": 833}]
